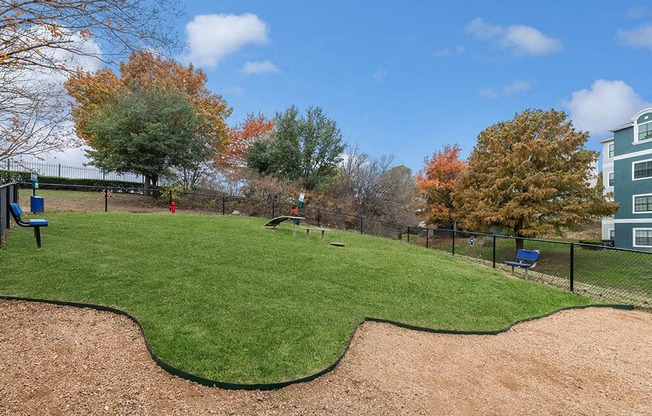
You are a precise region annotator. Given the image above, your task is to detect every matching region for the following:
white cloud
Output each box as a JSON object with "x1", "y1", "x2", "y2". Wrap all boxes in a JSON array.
[
  {"x1": 465, "y1": 18, "x2": 563, "y2": 56},
  {"x1": 434, "y1": 45, "x2": 465, "y2": 57},
  {"x1": 185, "y1": 13, "x2": 269, "y2": 68},
  {"x1": 564, "y1": 79, "x2": 651, "y2": 136},
  {"x1": 616, "y1": 23, "x2": 652, "y2": 50},
  {"x1": 502, "y1": 79, "x2": 534, "y2": 94},
  {"x1": 372, "y1": 68, "x2": 387, "y2": 82},
  {"x1": 241, "y1": 60, "x2": 279, "y2": 74},
  {"x1": 627, "y1": 6, "x2": 649, "y2": 19},
  {"x1": 479, "y1": 79, "x2": 533, "y2": 99}
]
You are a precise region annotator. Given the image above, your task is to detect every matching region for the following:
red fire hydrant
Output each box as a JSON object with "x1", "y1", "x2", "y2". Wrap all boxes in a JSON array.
[{"x1": 170, "y1": 201, "x2": 177, "y2": 213}]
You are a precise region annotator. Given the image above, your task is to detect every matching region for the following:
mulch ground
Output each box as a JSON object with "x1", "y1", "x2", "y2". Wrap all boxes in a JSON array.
[{"x1": 1, "y1": 300, "x2": 651, "y2": 415}]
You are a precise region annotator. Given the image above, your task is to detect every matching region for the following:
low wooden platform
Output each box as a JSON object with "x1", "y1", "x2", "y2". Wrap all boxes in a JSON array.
[
  {"x1": 304, "y1": 227, "x2": 330, "y2": 241},
  {"x1": 264, "y1": 216, "x2": 306, "y2": 229}
]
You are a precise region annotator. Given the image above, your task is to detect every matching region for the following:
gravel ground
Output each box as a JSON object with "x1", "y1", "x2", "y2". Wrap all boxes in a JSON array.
[{"x1": 1, "y1": 300, "x2": 651, "y2": 415}]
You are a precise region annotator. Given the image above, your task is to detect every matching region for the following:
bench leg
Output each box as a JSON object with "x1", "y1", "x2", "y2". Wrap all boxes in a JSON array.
[{"x1": 34, "y1": 227, "x2": 42, "y2": 248}]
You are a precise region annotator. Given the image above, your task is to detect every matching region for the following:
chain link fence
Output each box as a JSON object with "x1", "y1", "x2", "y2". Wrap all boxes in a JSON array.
[
  {"x1": 3, "y1": 182, "x2": 652, "y2": 307},
  {"x1": 403, "y1": 228, "x2": 652, "y2": 307}
]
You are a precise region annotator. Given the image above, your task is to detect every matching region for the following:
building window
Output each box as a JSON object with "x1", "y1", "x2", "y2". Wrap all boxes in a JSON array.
[
  {"x1": 608, "y1": 171, "x2": 614, "y2": 187},
  {"x1": 633, "y1": 160, "x2": 652, "y2": 180},
  {"x1": 634, "y1": 194, "x2": 652, "y2": 213},
  {"x1": 635, "y1": 112, "x2": 652, "y2": 143},
  {"x1": 634, "y1": 229, "x2": 652, "y2": 247},
  {"x1": 609, "y1": 229, "x2": 615, "y2": 240},
  {"x1": 608, "y1": 142, "x2": 614, "y2": 158}
]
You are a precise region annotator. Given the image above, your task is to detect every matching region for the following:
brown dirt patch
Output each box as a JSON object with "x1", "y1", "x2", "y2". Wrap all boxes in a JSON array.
[{"x1": 1, "y1": 300, "x2": 650, "y2": 415}]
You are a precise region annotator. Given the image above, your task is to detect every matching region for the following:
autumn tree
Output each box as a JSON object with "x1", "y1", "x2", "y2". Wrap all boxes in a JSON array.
[
  {"x1": 320, "y1": 145, "x2": 420, "y2": 226},
  {"x1": 217, "y1": 113, "x2": 274, "y2": 170},
  {"x1": 85, "y1": 87, "x2": 200, "y2": 188},
  {"x1": 417, "y1": 144, "x2": 466, "y2": 226},
  {"x1": 453, "y1": 108, "x2": 619, "y2": 249},
  {"x1": 0, "y1": 0, "x2": 181, "y2": 162},
  {"x1": 65, "y1": 49, "x2": 231, "y2": 190},
  {"x1": 246, "y1": 106, "x2": 345, "y2": 190}
]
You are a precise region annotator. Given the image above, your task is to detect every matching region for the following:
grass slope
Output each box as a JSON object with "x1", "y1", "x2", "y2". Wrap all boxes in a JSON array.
[{"x1": 0, "y1": 212, "x2": 593, "y2": 383}]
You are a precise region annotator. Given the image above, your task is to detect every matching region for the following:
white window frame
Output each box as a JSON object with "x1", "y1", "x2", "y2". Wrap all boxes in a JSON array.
[
  {"x1": 633, "y1": 193, "x2": 652, "y2": 214},
  {"x1": 633, "y1": 228, "x2": 652, "y2": 248},
  {"x1": 633, "y1": 111, "x2": 652, "y2": 144},
  {"x1": 632, "y1": 158, "x2": 652, "y2": 181},
  {"x1": 609, "y1": 228, "x2": 615, "y2": 240},
  {"x1": 608, "y1": 171, "x2": 614, "y2": 187},
  {"x1": 608, "y1": 142, "x2": 614, "y2": 159}
]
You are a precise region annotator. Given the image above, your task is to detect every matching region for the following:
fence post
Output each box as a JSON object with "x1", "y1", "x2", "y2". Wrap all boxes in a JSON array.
[
  {"x1": 426, "y1": 230, "x2": 429, "y2": 248},
  {"x1": 272, "y1": 201, "x2": 275, "y2": 218},
  {"x1": 570, "y1": 243, "x2": 575, "y2": 292},
  {"x1": 222, "y1": 196, "x2": 226, "y2": 215},
  {"x1": 452, "y1": 229, "x2": 456, "y2": 256},
  {"x1": 492, "y1": 235, "x2": 497, "y2": 268},
  {"x1": 317, "y1": 209, "x2": 321, "y2": 227},
  {"x1": 168, "y1": 190, "x2": 172, "y2": 206},
  {"x1": 104, "y1": 191, "x2": 108, "y2": 212},
  {"x1": 407, "y1": 226, "x2": 410, "y2": 242},
  {"x1": 359, "y1": 216, "x2": 363, "y2": 234},
  {"x1": 58, "y1": 164, "x2": 61, "y2": 177}
]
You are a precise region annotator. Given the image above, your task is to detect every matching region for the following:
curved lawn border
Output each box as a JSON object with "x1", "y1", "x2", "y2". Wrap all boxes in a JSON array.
[{"x1": 0, "y1": 295, "x2": 634, "y2": 390}]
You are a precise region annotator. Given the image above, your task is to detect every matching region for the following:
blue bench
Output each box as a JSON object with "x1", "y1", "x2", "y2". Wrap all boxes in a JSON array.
[
  {"x1": 504, "y1": 249, "x2": 540, "y2": 277},
  {"x1": 9, "y1": 203, "x2": 48, "y2": 248}
]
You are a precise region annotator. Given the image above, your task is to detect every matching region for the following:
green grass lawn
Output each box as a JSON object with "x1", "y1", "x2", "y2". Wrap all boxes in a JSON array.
[
  {"x1": 418, "y1": 234, "x2": 652, "y2": 297},
  {"x1": 0, "y1": 212, "x2": 595, "y2": 384}
]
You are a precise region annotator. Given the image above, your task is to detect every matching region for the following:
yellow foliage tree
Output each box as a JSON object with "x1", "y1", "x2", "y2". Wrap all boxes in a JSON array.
[{"x1": 453, "y1": 109, "x2": 619, "y2": 249}]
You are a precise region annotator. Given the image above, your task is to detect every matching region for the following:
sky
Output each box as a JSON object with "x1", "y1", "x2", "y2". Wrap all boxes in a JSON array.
[{"x1": 38, "y1": 0, "x2": 652, "y2": 174}]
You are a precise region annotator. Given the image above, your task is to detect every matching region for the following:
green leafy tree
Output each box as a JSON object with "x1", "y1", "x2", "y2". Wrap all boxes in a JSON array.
[
  {"x1": 246, "y1": 106, "x2": 345, "y2": 190},
  {"x1": 86, "y1": 87, "x2": 200, "y2": 189},
  {"x1": 453, "y1": 108, "x2": 619, "y2": 250}
]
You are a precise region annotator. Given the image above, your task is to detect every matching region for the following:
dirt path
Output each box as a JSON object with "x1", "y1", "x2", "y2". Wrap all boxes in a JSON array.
[{"x1": 1, "y1": 300, "x2": 650, "y2": 415}]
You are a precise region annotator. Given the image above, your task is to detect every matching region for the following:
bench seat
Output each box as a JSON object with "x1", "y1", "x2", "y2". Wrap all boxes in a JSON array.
[
  {"x1": 503, "y1": 249, "x2": 540, "y2": 277},
  {"x1": 304, "y1": 227, "x2": 329, "y2": 241},
  {"x1": 9, "y1": 203, "x2": 48, "y2": 248}
]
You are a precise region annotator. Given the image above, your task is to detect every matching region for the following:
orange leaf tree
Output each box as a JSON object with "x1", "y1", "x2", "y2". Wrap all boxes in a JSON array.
[
  {"x1": 0, "y1": 0, "x2": 181, "y2": 162},
  {"x1": 218, "y1": 113, "x2": 275, "y2": 170},
  {"x1": 452, "y1": 109, "x2": 619, "y2": 250},
  {"x1": 417, "y1": 144, "x2": 466, "y2": 226},
  {"x1": 65, "y1": 49, "x2": 231, "y2": 190}
]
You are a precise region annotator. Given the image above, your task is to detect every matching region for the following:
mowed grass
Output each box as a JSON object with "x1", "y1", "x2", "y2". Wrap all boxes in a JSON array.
[{"x1": 0, "y1": 212, "x2": 594, "y2": 383}]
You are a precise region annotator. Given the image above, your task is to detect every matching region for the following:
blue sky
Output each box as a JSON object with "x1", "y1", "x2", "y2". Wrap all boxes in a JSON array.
[{"x1": 46, "y1": 1, "x2": 652, "y2": 173}]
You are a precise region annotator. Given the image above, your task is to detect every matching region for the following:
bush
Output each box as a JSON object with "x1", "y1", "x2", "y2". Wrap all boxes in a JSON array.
[{"x1": 578, "y1": 239, "x2": 604, "y2": 250}]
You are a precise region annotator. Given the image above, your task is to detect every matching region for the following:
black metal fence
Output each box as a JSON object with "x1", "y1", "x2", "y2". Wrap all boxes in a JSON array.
[
  {"x1": 401, "y1": 228, "x2": 651, "y2": 307},
  {"x1": 3, "y1": 182, "x2": 651, "y2": 307},
  {"x1": 0, "y1": 183, "x2": 19, "y2": 248}
]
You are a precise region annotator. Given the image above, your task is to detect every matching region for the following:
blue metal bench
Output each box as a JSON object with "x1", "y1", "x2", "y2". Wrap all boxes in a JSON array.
[
  {"x1": 9, "y1": 203, "x2": 48, "y2": 248},
  {"x1": 504, "y1": 249, "x2": 540, "y2": 277}
]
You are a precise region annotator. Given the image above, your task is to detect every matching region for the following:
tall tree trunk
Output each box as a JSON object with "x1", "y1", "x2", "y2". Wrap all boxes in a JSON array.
[
  {"x1": 144, "y1": 176, "x2": 152, "y2": 197},
  {"x1": 514, "y1": 225, "x2": 525, "y2": 252},
  {"x1": 144, "y1": 175, "x2": 158, "y2": 197}
]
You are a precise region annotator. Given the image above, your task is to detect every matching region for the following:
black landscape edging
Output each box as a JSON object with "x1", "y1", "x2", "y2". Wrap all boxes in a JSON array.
[{"x1": 0, "y1": 295, "x2": 634, "y2": 390}]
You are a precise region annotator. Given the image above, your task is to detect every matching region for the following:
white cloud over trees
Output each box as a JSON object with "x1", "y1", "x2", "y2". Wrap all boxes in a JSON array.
[
  {"x1": 616, "y1": 23, "x2": 652, "y2": 50},
  {"x1": 465, "y1": 18, "x2": 563, "y2": 56},
  {"x1": 185, "y1": 14, "x2": 270, "y2": 68},
  {"x1": 242, "y1": 60, "x2": 279, "y2": 74},
  {"x1": 565, "y1": 79, "x2": 651, "y2": 137}
]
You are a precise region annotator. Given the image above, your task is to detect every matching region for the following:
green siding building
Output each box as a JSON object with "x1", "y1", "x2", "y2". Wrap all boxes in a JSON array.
[{"x1": 605, "y1": 108, "x2": 652, "y2": 251}]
